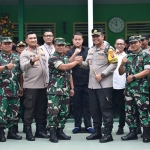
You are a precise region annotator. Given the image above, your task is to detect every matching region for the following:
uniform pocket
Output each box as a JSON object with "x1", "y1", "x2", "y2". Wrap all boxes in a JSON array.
[{"x1": 23, "y1": 95, "x2": 33, "y2": 108}]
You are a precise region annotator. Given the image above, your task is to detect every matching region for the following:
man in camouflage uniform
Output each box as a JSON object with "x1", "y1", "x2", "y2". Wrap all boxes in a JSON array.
[
  {"x1": 0, "y1": 37, "x2": 23, "y2": 142},
  {"x1": 47, "y1": 37, "x2": 82, "y2": 143},
  {"x1": 119, "y1": 36, "x2": 150, "y2": 143}
]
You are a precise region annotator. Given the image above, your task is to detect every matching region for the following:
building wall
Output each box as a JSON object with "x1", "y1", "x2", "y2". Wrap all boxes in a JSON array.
[{"x1": 0, "y1": 4, "x2": 150, "y2": 45}]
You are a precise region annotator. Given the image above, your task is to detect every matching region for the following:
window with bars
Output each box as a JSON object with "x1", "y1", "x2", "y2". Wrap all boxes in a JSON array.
[
  {"x1": 73, "y1": 22, "x2": 107, "y2": 46},
  {"x1": 73, "y1": 22, "x2": 107, "y2": 38},
  {"x1": 13, "y1": 23, "x2": 56, "y2": 37},
  {"x1": 13, "y1": 23, "x2": 56, "y2": 44},
  {"x1": 126, "y1": 22, "x2": 150, "y2": 39}
]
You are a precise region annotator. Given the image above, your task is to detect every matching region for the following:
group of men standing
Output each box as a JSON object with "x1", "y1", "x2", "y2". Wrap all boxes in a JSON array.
[{"x1": 0, "y1": 27, "x2": 150, "y2": 144}]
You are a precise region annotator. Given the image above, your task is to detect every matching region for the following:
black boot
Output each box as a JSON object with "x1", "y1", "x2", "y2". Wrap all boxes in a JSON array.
[
  {"x1": 25, "y1": 125, "x2": 35, "y2": 141},
  {"x1": 49, "y1": 127, "x2": 58, "y2": 143},
  {"x1": 7, "y1": 126, "x2": 22, "y2": 140},
  {"x1": 101, "y1": 127, "x2": 106, "y2": 134},
  {"x1": 99, "y1": 127, "x2": 113, "y2": 143},
  {"x1": 121, "y1": 128, "x2": 138, "y2": 140},
  {"x1": 86, "y1": 128, "x2": 102, "y2": 140},
  {"x1": 0, "y1": 127, "x2": 6, "y2": 142},
  {"x1": 143, "y1": 127, "x2": 150, "y2": 143},
  {"x1": 35, "y1": 124, "x2": 49, "y2": 138},
  {"x1": 57, "y1": 128, "x2": 71, "y2": 140},
  {"x1": 13, "y1": 124, "x2": 18, "y2": 133}
]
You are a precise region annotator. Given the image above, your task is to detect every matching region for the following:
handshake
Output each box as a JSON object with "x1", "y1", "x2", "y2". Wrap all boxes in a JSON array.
[{"x1": 74, "y1": 56, "x2": 83, "y2": 65}]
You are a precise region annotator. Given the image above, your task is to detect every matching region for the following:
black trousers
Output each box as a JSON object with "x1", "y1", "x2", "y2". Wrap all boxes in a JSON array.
[
  {"x1": 71, "y1": 85, "x2": 92, "y2": 128},
  {"x1": 88, "y1": 88, "x2": 113, "y2": 128},
  {"x1": 112, "y1": 89, "x2": 125, "y2": 128},
  {"x1": 23, "y1": 88, "x2": 47, "y2": 125}
]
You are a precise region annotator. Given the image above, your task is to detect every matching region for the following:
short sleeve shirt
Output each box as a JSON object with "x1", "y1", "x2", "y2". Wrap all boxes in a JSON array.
[
  {"x1": 0, "y1": 51, "x2": 22, "y2": 97},
  {"x1": 124, "y1": 49, "x2": 150, "y2": 94},
  {"x1": 47, "y1": 52, "x2": 71, "y2": 96}
]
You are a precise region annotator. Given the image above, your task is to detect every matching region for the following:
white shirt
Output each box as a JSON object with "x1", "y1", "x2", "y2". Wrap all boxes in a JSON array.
[
  {"x1": 39, "y1": 43, "x2": 55, "y2": 82},
  {"x1": 113, "y1": 51, "x2": 126, "y2": 89}
]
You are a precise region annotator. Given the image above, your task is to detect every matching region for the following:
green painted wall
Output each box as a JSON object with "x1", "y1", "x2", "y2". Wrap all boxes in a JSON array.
[{"x1": 0, "y1": 3, "x2": 150, "y2": 45}]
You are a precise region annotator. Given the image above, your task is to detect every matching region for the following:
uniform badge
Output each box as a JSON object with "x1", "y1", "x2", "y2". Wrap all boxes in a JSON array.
[{"x1": 108, "y1": 51, "x2": 114, "y2": 58}]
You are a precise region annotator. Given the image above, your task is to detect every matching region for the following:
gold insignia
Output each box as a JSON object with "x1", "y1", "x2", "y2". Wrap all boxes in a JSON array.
[
  {"x1": 94, "y1": 29, "x2": 97, "y2": 33},
  {"x1": 20, "y1": 41, "x2": 23, "y2": 44}
]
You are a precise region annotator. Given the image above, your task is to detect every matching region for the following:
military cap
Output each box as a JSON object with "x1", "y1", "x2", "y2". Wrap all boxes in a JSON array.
[
  {"x1": 1, "y1": 37, "x2": 12, "y2": 43},
  {"x1": 54, "y1": 37, "x2": 66, "y2": 45},
  {"x1": 129, "y1": 36, "x2": 141, "y2": 43},
  {"x1": 16, "y1": 41, "x2": 26, "y2": 47},
  {"x1": 91, "y1": 28, "x2": 103, "y2": 36},
  {"x1": 140, "y1": 34, "x2": 149, "y2": 40},
  {"x1": 65, "y1": 42, "x2": 71, "y2": 46}
]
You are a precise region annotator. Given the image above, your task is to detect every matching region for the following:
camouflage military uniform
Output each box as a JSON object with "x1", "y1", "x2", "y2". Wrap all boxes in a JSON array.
[
  {"x1": 47, "y1": 51, "x2": 71, "y2": 128},
  {"x1": 124, "y1": 49, "x2": 150, "y2": 128},
  {"x1": 0, "y1": 51, "x2": 22, "y2": 128}
]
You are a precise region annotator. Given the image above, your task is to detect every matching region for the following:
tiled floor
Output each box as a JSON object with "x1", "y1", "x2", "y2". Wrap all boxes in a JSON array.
[{"x1": 1, "y1": 122, "x2": 150, "y2": 150}]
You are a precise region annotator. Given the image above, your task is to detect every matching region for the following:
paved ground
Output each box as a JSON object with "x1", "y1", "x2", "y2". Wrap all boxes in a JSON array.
[{"x1": 1, "y1": 122, "x2": 150, "y2": 150}]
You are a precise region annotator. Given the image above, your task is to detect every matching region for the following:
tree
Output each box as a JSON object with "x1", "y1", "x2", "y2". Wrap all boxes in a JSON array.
[{"x1": 0, "y1": 13, "x2": 15, "y2": 37}]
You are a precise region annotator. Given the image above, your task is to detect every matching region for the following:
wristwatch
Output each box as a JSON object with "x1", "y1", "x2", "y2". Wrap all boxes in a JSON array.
[
  {"x1": 132, "y1": 75, "x2": 136, "y2": 81},
  {"x1": 4, "y1": 66, "x2": 8, "y2": 70},
  {"x1": 30, "y1": 59, "x2": 34, "y2": 66}
]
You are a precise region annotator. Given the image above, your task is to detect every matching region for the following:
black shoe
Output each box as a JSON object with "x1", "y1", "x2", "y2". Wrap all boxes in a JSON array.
[
  {"x1": 143, "y1": 127, "x2": 150, "y2": 143},
  {"x1": 13, "y1": 124, "x2": 18, "y2": 133},
  {"x1": 116, "y1": 127, "x2": 124, "y2": 135},
  {"x1": 0, "y1": 127, "x2": 6, "y2": 142},
  {"x1": 49, "y1": 127, "x2": 58, "y2": 143},
  {"x1": 99, "y1": 134, "x2": 113, "y2": 143},
  {"x1": 86, "y1": 128, "x2": 102, "y2": 140},
  {"x1": 7, "y1": 126, "x2": 22, "y2": 140},
  {"x1": 24, "y1": 125, "x2": 35, "y2": 141},
  {"x1": 121, "y1": 128, "x2": 138, "y2": 141},
  {"x1": 99, "y1": 127, "x2": 113, "y2": 143},
  {"x1": 57, "y1": 128, "x2": 71, "y2": 140},
  {"x1": 35, "y1": 124, "x2": 49, "y2": 138},
  {"x1": 136, "y1": 126, "x2": 142, "y2": 134}
]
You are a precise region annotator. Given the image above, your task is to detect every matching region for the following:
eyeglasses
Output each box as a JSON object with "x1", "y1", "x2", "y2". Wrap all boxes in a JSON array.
[
  {"x1": 44, "y1": 35, "x2": 53, "y2": 37},
  {"x1": 115, "y1": 43, "x2": 125, "y2": 46}
]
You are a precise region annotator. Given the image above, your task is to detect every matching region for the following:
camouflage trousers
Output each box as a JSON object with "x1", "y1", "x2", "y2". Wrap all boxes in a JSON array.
[
  {"x1": 0, "y1": 96, "x2": 20, "y2": 128},
  {"x1": 125, "y1": 92, "x2": 150, "y2": 128},
  {"x1": 47, "y1": 95, "x2": 70, "y2": 128}
]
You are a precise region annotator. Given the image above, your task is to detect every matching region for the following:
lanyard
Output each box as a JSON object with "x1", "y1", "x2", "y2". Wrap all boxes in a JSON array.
[{"x1": 44, "y1": 45, "x2": 53, "y2": 56}]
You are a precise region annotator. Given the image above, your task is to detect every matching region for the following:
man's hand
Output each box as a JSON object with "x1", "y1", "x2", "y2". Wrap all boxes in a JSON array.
[
  {"x1": 7, "y1": 61, "x2": 14, "y2": 70},
  {"x1": 126, "y1": 75, "x2": 133, "y2": 83},
  {"x1": 74, "y1": 48, "x2": 81, "y2": 55},
  {"x1": 75, "y1": 56, "x2": 83, "y2": 65},
  {"x1": 20, "y1": 87, "x2": 23, "y2": 96},
  {"x1": 70, "y1": 89, "x2": 74, "y2": 96},
  {"x1": 32, "y1": 55, "x2": 40, "y2": 62},
  {"x1": 121, "y1": 57, "x2": 130, "y2": 65},
  {"x1": 95, "y1": 74, "x2": 102, "y2": 82}
]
